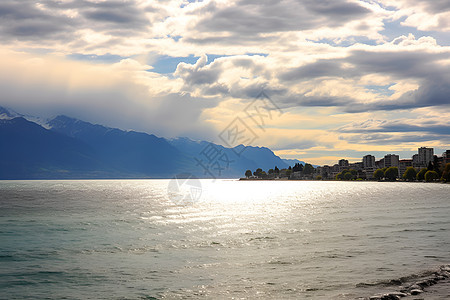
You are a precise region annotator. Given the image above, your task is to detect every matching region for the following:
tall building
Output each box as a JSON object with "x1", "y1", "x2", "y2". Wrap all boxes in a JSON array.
[
  {"x1": 363, "y1": 155, "x2": 375, "y2": 169},
  {"x1": 338, "y1": 159, "x2": 349, "y2": 167},
  {"x1": 443, "y1": 150, "x2": 450, "y2": 166},
  {"x1": 418, "y1": 147, "x2": 434, "y2": 167},
  {"x1": 384, "y1": 154, "x2": 399, "y2": 168}
]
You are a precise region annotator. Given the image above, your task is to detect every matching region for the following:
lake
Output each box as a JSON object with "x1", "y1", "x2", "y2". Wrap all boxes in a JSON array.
[{"x1": 0, "y1": 180, "x2": 449, "y2": 299}]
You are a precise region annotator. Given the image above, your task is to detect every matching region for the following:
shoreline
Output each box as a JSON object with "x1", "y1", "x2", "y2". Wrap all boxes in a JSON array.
[
  {"x1": 239, "y1": 177, "x2": 448, "y2": 183},
  {"x1": 361, "y1": 264, "x2": 450, "y2": 300}
]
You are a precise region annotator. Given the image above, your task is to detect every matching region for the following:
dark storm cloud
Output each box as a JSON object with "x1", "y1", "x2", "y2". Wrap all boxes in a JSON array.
[
  {"x1": 192, "y1": 0, "x2": 370, "y2": 37},
  {"x1": 0, "y1": 0, "x2": 149, "y2": 42}
]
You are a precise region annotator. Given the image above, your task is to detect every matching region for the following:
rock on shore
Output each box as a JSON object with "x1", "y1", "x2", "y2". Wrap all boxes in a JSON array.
[{"x1": 363, "y1": 264, "x2": 450, "y2": 300}]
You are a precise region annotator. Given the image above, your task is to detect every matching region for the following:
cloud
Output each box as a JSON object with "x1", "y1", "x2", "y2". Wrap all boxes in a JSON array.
[
  {"x1": 274, "y1": 36, "x2": 450, "y2": 112},
  {"x1": 380, "y1": 0, "x2": 450, "y2": 31},
  {"x1": 193, "y1": 0, "x2": 370, "y2": 34},
  {"x1": 0, "y1": 48, "x2": 217, "y2": 140},
  {"x1": 0, "y1": 1, "x2": 77, "y2": 40},
  {"x1": 173, "y1": 35, "x2": 450, "y2": 114},
  {"x1": 0, "y1": 0, "x2": 155, "y2": 56},
  {"x1": 339, "y1": 119, "x2": 450, "y2": 135},
  {"x1": 340, "y1": 133, "x2": 450, "y2": 145},
  {"x1": 0, "y1": 0, "x2": 449, "y2": 165},
  {"x1": 337, "y1": 117, "x2": 450, "y2": 146}
]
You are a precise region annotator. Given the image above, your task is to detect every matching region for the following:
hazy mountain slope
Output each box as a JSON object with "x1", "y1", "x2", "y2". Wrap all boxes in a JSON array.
[
  {"x1": 0, "y1": 117, "x2": 110, "y2": 179},
  {"x1": 47, "y1": 116, "x2": 189, "y2": 177},
  {"x1": 0, "y1": 106, "x2": 302, "y2": 179}
]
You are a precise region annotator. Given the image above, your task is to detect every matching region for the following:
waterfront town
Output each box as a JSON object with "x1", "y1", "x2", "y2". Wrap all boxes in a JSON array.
[{"x1": 244, "y1": 147, "x2": 450, "y2": 182}]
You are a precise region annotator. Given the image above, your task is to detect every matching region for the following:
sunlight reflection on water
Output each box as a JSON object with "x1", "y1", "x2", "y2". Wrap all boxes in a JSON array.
[{"x1": 0, "y1": 180, "x2": 449, "y2": 299}]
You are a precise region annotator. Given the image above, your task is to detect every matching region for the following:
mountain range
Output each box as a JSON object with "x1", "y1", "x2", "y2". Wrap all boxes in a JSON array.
[{"x1": 0, "y1": 106, "x2": 307, "y2": 179}]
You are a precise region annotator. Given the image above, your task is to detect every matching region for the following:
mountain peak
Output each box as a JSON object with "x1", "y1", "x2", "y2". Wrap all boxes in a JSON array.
[
  {"x1": 0, "y1": 106, "x2": 21, "y2": 119},
  {"x1": 48, "y1": 115, "x2": 84, "y2": 126}
]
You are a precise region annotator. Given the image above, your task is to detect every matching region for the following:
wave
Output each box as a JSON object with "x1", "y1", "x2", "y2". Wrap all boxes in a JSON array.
[{"x1": 357, "y1": 264, "x2": 450, "y2": 299}]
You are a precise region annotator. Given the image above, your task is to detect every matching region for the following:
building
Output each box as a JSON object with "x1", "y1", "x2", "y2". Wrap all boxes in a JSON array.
[
  {"x1": 375, "y1": 159, "x2": 384, "y2": 170},
  {"x1": 317, "y1": 165, "x2": 333, "y2": 179},
  {"x1": 443, "y1": 150, "x2": 450, "y2": 165},
  {"x1": 349, "y1": 162, "x2": 363, "y2": 170},
  {"x1": 363, "y1": 168, "x2": 375, "y2": 180},
  {"x1": 363, "y1": 155, "x2": 375, "y2": 169},
  {"x1": 399, "y1": 159, "x2": 413, "y2": 178},
  {"x1": 384, "y1": 154, "x2": 399, "y2": 168},
  {"x1": 418, "y1": 147, "x2": 434, "y2": 167},
  {"x1": 331, "y1": 164, "x2": 341, "y2": 178},
  {"x1": 338, "y1": 159, "x2": 349, "y2": 167},
  {"x1": 412, "y1": 154, "x2": 420, "y2": 168}
]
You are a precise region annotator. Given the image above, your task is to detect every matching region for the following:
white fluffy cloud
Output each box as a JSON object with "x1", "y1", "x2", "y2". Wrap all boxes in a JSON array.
[{"x1": 380, "y1": 0, "x2": 450, "y2": 31}]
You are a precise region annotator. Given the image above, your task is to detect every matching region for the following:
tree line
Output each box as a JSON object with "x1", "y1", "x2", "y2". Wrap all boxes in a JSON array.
[
  {"x1": 244, "y1": 163, "x2": 315, "y2": 179},
  {"x1": 373, "y1": 162, "x2": 450, "y2": 182},
  {"x1": 244, "y1": 162, "x2": 450, "y2": 182}
]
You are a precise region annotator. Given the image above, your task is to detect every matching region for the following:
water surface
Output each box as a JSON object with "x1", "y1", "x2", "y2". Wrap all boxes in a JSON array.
[{"x1": 0, "y1": 180, "x2": 449, "y2": 299}]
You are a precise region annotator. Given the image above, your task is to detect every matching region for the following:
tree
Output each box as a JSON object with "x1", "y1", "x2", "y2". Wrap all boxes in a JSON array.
[
  {"x1": 274, "y1": 166, "x2": 279, "y2": 174},
  {"x1": 303, "y1": 163, "x2": 314, "y2": 175},
  {"x1": 268, "y1": 169, "x2": 274, "y2": 174},
  {"x1": 253, "y1": 168, "x2": 263, "y2": 177},
  {"x1": 292, "y1": 163, "x2": 303, "y2": 172},
  {"x1": 425, "y1": 170, "x2": 439, "y2": 182},
  {"x1": 374, "y1": 169, "x2": 384, "y2": 180},
  {"x1": 403, "y1": 167, "x2": 417, "y2": 181},
  {"x1": 316, "y1": 175, "x2": 322, "y2": 180},
  {"x1": 245, "y1": 170, "x2": 252, "y2": 178},
  {"x1": 384, "y1": 167, "x2": 398, "y2": 181},
  {"x1": 416, "y1": 168, "x2": 427, "y2": 181},
  {"x1": 441, "y1": 163, "x2": 450, "y2": 182},
  {"x1": 285, "y1": 169, "x2": 292, "y2": 177},
  {"x1": 344, "y1": 172, "x2": 353, "y2": 180},
  {"x1": 336, "y1": 169, "x2": 356, "y2": 181},
  {"x1": 433, "y1": 155, "x2": 440, "y2": 174}
]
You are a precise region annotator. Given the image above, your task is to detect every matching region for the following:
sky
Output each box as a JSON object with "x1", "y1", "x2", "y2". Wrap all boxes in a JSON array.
[{"x1": 0, "y1": 0, "x2": 449, "y2": 165}]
